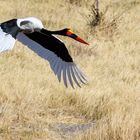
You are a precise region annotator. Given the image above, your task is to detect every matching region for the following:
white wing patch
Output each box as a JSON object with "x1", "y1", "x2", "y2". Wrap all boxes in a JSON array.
[
  {"x1": 0, "y1": 27, "x2": 16, "y2": 53},
  {"x1": 17, "y1": 32, "x2": 87, "y2": 88}
]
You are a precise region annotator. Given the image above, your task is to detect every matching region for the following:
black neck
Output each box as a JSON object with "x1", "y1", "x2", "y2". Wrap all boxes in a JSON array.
[{"x1": 41, "y1": 28, "x2": 66, "y2": 36}]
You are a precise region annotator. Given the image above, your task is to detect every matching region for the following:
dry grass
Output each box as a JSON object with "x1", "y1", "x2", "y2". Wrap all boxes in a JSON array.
[{"x1": 0, "y1": 0, "x2": 140, "y2": 140}]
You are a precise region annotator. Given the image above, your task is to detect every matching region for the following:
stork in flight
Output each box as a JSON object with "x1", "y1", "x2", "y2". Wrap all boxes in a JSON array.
[{"x1": 0, "y1": 17, "x2": 89, "y2": 88}]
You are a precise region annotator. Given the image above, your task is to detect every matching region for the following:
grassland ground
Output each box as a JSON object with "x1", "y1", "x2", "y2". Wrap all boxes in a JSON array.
[{"x1": 0, "y1": 0, "x2": 140, "y2": 140}]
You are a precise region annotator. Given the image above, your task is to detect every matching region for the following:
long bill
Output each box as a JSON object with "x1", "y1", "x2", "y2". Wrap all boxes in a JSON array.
[{"x1": 66, "y1": 30, "x2": 89, "y2": 45}]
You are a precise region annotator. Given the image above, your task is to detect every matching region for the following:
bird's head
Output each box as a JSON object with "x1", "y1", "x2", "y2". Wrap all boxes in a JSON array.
[{"x1": 61, "y1": 28, "x2": 89, "y2": 45}]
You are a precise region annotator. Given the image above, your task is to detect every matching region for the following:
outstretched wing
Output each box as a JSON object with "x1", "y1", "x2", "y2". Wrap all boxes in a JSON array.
[
  {"x1": 17, "y1": 32, "x2": 87, "y2": 88},
  {"x1": 0, "y1": 19, "x2": 19, "y2": 53}
]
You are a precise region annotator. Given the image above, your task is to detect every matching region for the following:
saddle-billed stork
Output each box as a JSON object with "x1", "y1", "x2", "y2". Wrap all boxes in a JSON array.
[{"x1": 0, "y1": 17, "x2": 89, "y2": 88}]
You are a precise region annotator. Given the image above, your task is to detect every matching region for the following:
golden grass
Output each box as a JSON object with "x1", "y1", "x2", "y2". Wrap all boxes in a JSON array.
[{"x1": 0, "y1": 0, "x2": 140, "y2": 139}]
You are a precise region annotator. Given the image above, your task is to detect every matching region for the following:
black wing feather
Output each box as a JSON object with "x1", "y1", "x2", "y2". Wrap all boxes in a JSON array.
[
  {"x1": 1, "y1": 19, "x2": 20, "y2": 39},
  {"x1": 17, "y1": 32, "x2": 87, "y2": 88},
  {"x1": 24, "y1": 32, "x2": 73, "y2": 62}
]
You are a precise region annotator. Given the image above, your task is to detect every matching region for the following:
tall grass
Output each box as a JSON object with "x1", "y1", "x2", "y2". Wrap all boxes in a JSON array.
[{"x1": 0, "y1": 0, "x2": 140, "y2": 140}]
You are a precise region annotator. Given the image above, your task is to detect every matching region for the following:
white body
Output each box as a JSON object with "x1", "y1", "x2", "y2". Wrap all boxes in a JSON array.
[{"x1": 0, "y1": 27, "x2": 15, "y2": 52}]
